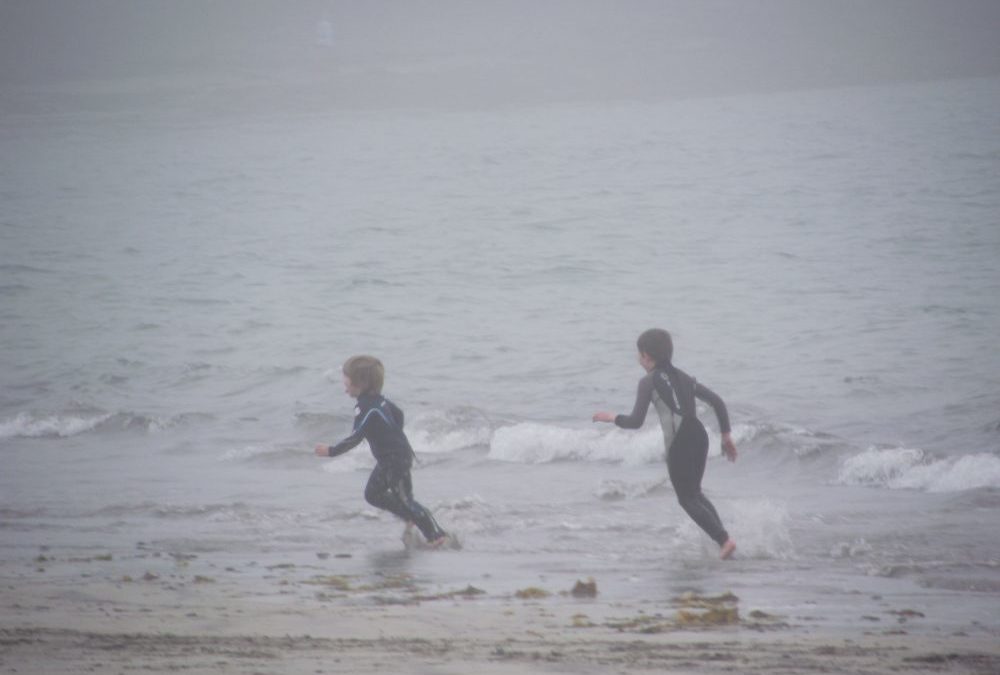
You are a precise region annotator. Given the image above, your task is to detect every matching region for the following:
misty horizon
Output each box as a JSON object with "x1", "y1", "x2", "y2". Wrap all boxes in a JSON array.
[{"x1": 2, "y1": 0, "x2": 1000, "y2": 109}]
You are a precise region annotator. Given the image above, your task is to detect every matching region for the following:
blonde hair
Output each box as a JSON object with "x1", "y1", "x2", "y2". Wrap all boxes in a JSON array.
[{"x1": 342, "y1": 355, "x2": 385, "y2": 394}]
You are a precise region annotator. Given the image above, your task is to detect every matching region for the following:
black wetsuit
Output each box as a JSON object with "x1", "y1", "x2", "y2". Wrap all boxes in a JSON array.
[
  {"x1": 326, "y1": 393, "x2": 445, "y2": 542},
  {"x1": 615, "y1": 363, "x2": 731, "y2": 546}
]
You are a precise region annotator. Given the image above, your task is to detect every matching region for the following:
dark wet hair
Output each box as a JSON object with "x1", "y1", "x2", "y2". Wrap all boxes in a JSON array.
[{"x1": 637, "y1": 328, "x2": 673, "y2": 365}]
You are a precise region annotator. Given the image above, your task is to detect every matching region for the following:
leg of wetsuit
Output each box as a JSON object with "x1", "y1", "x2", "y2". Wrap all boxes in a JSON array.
[
  {"x1": 364, "y1": 462, "x2": 412, "y2": 521},
  {"x1": 396, "y1": 471, "x2": 446, "y2": 542},
  {"x1": 666, "y1": 417, "x2": 729, "y2": 546},
  {"x1": 365, "y1": 462, "x2": 445, "y2": 542}
]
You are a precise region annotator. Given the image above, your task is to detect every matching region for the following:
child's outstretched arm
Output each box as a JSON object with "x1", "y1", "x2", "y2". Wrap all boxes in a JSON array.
[
  {"x1": 314, "y1": 429, "x2": 365, "y2": 458},
  {"x1": 593, "y1": 378, "x2": 653, "y2": 428}
]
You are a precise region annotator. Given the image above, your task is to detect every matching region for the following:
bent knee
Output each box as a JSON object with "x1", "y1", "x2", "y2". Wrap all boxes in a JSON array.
[
  {"x1": 364, "y1": 488, "x2": 384, "y2": 508},
  {"x1": 675, "y1": 492, "x2": 700, "y2": 508}
]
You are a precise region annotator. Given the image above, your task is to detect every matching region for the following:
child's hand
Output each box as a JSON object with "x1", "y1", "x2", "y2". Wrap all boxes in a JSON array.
[
  {"x1": 592, "y1": 412, "x2": 615, "y2": 423},
  {"x1": 721, "y1": 433, "x2": 738, "y2": 462},
  {"x1": 314, "y1": 444, "x2": 330, "y2": 457}
]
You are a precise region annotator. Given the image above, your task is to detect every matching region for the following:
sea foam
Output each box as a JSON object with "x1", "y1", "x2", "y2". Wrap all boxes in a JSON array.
[
  {"x1": 488, "y1": 422, "x2": 666, "y2": 465},
  {"x1": 0, "y1": 411, "x2": 111, "y2": 438},
  {"x1": 671, "y1": 498, "x2": 794, "y2": 561},
  {"x1": 0, "y1": 410, "x2": 208, "y2": 439},
  {"x1": 837, "y1": 447, "x2": 1000, "y2": 492},
  {"x1": 407, "y1": 408, "x2": 493, "y2": 455}
]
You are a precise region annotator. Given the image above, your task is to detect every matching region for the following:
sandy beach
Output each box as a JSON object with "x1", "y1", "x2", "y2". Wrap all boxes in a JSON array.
[{"x1": 3, "y1": 542, "x2": 997, "y2": 675}]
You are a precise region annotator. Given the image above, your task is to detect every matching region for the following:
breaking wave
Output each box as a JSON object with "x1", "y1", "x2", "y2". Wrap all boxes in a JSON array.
[
  {"x1": 407, "y1": 407, "x2": 493, "y2": 454},
  {"x1": 486, "y1": 419, "x2": 843, "y2": 467},
  {"x1": 488, "y1": 422, "x2": 667, "y2": 465},
  {"x1": 0, "y1": 410, "x2": 214, "y2": 439},
  {"x1": 836, "y1": 446, "x2": 1000, "y2": 493}
]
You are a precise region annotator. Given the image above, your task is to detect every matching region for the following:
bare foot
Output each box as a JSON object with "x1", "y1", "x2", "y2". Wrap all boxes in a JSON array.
[
  {"x1": 719, "y1": 539, "x2": 736, "y2": 560},
  {"x1": 426, "y1": 534, "x2": 449, "y2": 549}
]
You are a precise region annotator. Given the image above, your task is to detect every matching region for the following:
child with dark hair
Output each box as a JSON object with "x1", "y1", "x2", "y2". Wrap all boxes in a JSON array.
[
  {"x1": 315, "y1": 355, "x2": 449, "y2": 547},
  {"x1": 593, "y1": 329, "x2": 738, "y2": 559}
]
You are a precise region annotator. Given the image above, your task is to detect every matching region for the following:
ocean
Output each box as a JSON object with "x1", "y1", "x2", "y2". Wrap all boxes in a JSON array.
[{"x1": 2, "y1": 75, "x2": 999, "y2": 633}]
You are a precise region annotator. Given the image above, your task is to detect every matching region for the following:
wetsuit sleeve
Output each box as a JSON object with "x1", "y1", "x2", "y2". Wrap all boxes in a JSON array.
[
  {"x1": 614, "y1": 376, "x2": 654, "y2": 429},
  {"x1": 694, "y1": 381, "x2": 731, "y2": 434},
  {"x1": 326, "y1": 427, "x2": 365, "y2": 457}
]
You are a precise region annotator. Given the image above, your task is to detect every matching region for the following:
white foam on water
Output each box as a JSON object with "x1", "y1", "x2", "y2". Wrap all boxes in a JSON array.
[
  {"x1": 836, "y1": 446, "x2": 924, "y2": 486},
  {"x1": 430, "y1": 494, "x2": 503, "y2": 537},
  {"x1": 408, "y1": 424, "x2": 492, "y2": 455},
  {"x1": 595, "y1": 477, "x2": 667, "y2": 501},
  {"x1": 671, "y1": 498, "x2": 794, "y2": 561},
  {"x1": 891, "y1": 453, "x2": 1000, "y2": 492},
  {"x1": 220, "y1": 444, "x2": 275, "y2": 461},
  {"x1": 0, "y1": 410, "x2": 207, "y2": 439},
  {"x1": 406, "y1": 407, "x2": 493, "y2": 454},
  {"x1": 0, "y1": 411, "x2": 111, "y2": 438},
  {"x1": 837, "y1": 447, "x2": 1000, "y2": 492},
  {"x1": 488, "y1": 422, "x2": 664, "y2": 465},
  {"x1": 830, "y1": 537, "x2": 873, "y2": 559}
]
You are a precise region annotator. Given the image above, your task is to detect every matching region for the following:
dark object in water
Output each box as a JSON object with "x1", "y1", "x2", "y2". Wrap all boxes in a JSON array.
[{"x1": 571, "y1": 578, "x2": 598, "y2": 597}]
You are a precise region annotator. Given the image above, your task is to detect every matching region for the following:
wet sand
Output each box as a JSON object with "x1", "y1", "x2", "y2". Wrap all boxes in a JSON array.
[{"x1": 2, "y1": 545, "x2": 997, "y2": 675}]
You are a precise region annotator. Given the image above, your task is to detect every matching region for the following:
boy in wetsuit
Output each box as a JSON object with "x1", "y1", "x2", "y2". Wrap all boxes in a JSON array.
[
  {"x1": 592, "y1": 329, "x2": 738, "y2": 560},
  {"x1": 315, "y1": 355, "x2": 449, "y2": 547}
]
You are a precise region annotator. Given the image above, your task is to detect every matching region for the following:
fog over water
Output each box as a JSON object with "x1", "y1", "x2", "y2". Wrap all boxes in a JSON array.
[
  {"x1": 3, "y1": 0, "x2": 1000, "y2": 108},
  {"x1": 2, "y1": 0, "x2": 1000, "y2": 648}
]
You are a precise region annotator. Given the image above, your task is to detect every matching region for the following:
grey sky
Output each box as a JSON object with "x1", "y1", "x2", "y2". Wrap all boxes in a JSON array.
[{"x1": 2, "y1": 1, "x2": 998, "y2": 104}]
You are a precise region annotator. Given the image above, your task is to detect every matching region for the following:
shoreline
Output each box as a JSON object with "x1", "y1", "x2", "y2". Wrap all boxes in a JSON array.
[
  {"x1": 3, "y1": 547, "x2": 998, "y2": 674},
  {"x1": 4, "y1": 625, "x2": 998, "y2": 675}
]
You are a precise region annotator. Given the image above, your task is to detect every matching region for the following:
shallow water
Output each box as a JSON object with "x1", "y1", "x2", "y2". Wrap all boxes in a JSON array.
[{"x1": 2, "y1": 76, "x2": 999, "y2": 628}]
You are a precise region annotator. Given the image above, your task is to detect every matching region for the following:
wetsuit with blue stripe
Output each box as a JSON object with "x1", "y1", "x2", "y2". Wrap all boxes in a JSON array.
[
  {"x1": 615, "y1": 363, "x2": 731, "y2": 546},
  {"x1": 325, "y1": 393, "x2": 445, "y2": 542}
]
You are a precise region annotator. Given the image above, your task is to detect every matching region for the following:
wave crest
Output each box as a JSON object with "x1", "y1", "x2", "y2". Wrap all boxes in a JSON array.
[
  {"x1": 409, "y1": 407, "x2": 493, "y2": 454},
  {"x1": 488, "y1": 422, "x2": 664, "y2": 465},
  {"x1": 0, "y1": 410, "x2": 212, "y2": 439},
  {"x1": 837, "y1": 447, "x2": 1000, "y2": 492},
  {"x1": 0, "y1": 411, "x2": 110, "y2": 438},
  {"x1": 595, "y1": 478, "x2": 667, "y2": 501}
]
